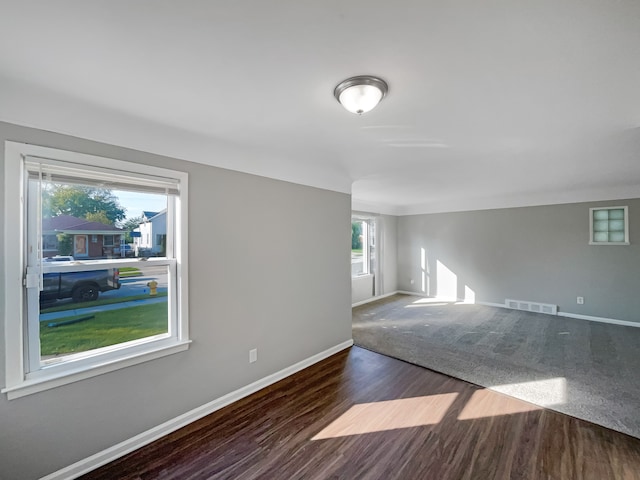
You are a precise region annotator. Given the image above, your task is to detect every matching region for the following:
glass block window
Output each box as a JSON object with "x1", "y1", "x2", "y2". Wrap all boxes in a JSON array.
[{"x1": 590, "y1": 207, "x2": 629, "y2": 245}]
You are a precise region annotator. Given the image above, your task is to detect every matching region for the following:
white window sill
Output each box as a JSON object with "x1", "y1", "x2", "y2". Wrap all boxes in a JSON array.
[
  {"x1": 2, "y1": 340, "x2": 191, "y2": 400},
  {"x1": 352, "y1": 273, "x2": 374, "y2": 279},
  {"x1": 588, "y1": 241, "x2": 630, "y2": 245}
]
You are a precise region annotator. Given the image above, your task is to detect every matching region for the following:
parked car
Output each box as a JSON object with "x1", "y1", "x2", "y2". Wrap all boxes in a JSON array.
[
  {"x1": 135, "y1": 246, "x2": 152, "y2": 257},
  {"x1": 43, "y1": 255, "x2": 75, "y2": 262},
  {"x1": 40, "y1": 267, "x2": 121, "y2": 303},
  {"x1": 114, "y1": 244, "x2": 135, "y2": 257}
]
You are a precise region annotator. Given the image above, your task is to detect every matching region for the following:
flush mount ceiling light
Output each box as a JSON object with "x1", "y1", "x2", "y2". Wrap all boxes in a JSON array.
[{"x1": 334, "y1": 75, "x2": 388, "y2": 115}]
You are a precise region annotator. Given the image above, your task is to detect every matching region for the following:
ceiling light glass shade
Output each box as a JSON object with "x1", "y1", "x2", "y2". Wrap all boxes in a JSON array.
[{"x1": 334, "y1": 76, "x2": 388, "y2": 115}]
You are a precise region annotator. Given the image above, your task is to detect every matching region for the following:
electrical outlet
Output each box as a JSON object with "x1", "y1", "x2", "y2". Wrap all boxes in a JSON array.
[
  {"x1": 249, "y1": 348, "x2": 257, "y2": 363},
  {"x1": 577, "y1": 296, "x2": 584, "y2": 305}
]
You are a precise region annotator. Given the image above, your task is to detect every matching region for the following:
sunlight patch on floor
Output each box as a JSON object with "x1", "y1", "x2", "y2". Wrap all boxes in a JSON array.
[
  {"x1": 312, "y1": 393, "x2": 458, "y2": 440},
  {"x1": 488, "y1": 377, "x2": 567, "y2": 408},
  {"x1": 405, "y1": 302, "x2": 450, "y2": 308},
  {"x1": 412, "y1": 297, "x2": 451, "y2": 304}
]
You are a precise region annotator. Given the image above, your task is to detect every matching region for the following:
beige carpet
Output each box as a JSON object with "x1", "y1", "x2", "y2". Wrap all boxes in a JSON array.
[{"x1": 352, "y1": 294, "x2": 640, "y2": 439}]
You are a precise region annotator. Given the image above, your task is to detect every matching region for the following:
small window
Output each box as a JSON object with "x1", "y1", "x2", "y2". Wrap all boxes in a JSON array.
[
  {"x1": 103, "y1": 235, "x2": 114, "y2": 246},
  {"x1": 91, "y1": 235, "x2": 98, "y2": 243},
  {"x1": 43, "y1": 234, "x2": 58, "y2": 250},
  {"x1": 590, "y1": 206, "x2": 629, "y2": 245}
]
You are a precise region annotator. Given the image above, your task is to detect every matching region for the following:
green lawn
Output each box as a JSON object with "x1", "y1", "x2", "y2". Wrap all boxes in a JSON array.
[
  {"x1": 119, "y1": 267, "x2": 143, "y2": 278},
  {"x1": 40, "y1": 302, "x2": 168, "y2": 356},
  {"x1": 41, "y1": 291, "x2": 168, "y2": 314},
  {"x1": 352, "y1": 249, "x2": 363, "y2": 254}
]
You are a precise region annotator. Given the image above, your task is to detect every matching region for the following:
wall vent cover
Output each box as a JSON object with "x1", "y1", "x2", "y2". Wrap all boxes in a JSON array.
[{"x1": 505, "y1": 299, "x2": 557, "y2": 315}]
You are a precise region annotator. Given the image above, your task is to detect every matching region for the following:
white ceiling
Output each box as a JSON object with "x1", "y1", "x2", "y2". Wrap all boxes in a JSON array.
[{"x1": 1, "y1": 1, "x2": 640, "y2": 215}]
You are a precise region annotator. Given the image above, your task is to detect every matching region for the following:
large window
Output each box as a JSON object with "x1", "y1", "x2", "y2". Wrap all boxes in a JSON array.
[
  {"x1": 3, "y1": 142, "x2": 190, "y2": 399},
  {"x1": 352, "y1": 217, "x2": 375, "y2": 277}
]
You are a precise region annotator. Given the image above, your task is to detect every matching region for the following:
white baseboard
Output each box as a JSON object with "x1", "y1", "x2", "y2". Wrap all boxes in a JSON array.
[
  {"x1": 395, "y1": 296, "x2": 640, "y2": 329},
  {"x1": 396, "y1": 291, "x2": 470, "y2": 303},
  {"x1": 477, "y1": 301, "x2": 640, "y2": 328},
  {"x1": 396, "y1": 290, "x2": 427, "y2": 297},
  {"x1": 477, "y1": 301, "x2": 509, "y2": 308},
  {"x1": 395, "y1": 290, "x2": 459, "y2": 301},
  {"x1": 557, "y1": 312, "x2": 640, "y2": 328},
  {"x1": 352, "y1": 290, "x2": 399, "y2": 307},
  {"x1": 40, "y1": 339, "x2": 354, "y2": 480}
]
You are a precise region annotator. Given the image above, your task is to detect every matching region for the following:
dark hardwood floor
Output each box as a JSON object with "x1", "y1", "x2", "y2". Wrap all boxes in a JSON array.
[{"x1": 82, "y1": 347, "x2": 640, "y2": 480}]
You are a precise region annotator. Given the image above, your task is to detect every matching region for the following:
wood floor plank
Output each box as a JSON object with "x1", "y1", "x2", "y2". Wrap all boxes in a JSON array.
[{"x1": 81, "y1": 347, "x2": 640, "y2": 480}]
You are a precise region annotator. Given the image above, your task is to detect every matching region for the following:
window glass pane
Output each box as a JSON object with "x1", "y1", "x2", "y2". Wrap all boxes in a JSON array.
[
  {"x1": 608, "y1": 231, "x2": 626, "y2": 243},
  {"x1": 593, "y1": 220, "x2": 609, "y2": 232},
  {"x1": 608, "y1": 219, "x2": 625, "y2": 232},
  {"x1": 609, "y1": 209, "x2": 625, "y2": 220},
  {"x1": 34, "y1": 171, "x2": 173, "y2": 370},
  {"x1": 40, "y1": 180, "x2": 168, "y2": 260},
  {"x1": 593, "y1": 231, "x2": 608, "y2": 242},
  {"x1": 39, "y1": 263, "x2": 170, "y2": 364},
  {"x1": 593, "y1": 209, "x2": 609, "y2": 221}
]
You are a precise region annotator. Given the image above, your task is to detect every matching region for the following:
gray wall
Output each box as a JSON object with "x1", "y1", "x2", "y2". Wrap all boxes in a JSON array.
[
  {"x1": 0, "y1": 121, "x2": 352, "y2": 479},
  {"x1": 397, "y1": 200, "x2": 640, "y2": 323}
]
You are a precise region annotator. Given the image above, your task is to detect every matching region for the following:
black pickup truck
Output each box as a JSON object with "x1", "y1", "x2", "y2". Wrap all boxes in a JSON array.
[{"x1": 41, "y1": 258, "x2": 121, "y2": 303}]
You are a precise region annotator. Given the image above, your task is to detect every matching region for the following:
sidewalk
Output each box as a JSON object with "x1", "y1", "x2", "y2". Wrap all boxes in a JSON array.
[{"x1": 40, "y1": 296, "x2": 167, "y2": 321}]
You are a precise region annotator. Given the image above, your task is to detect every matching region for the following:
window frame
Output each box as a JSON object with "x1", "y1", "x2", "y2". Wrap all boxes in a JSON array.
[
  {"x1": 103, "y1": 234, "x2": 115, "y2": 246},
  {"x1": 589, "y1": 206, "x2": 630, "y2": 245},
  {"x1": 351, "y1": 217, "x2": 374, "y2": 278},
  {"x1": 2, "y1": 141, "x2": 190, "y2": 400}
]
